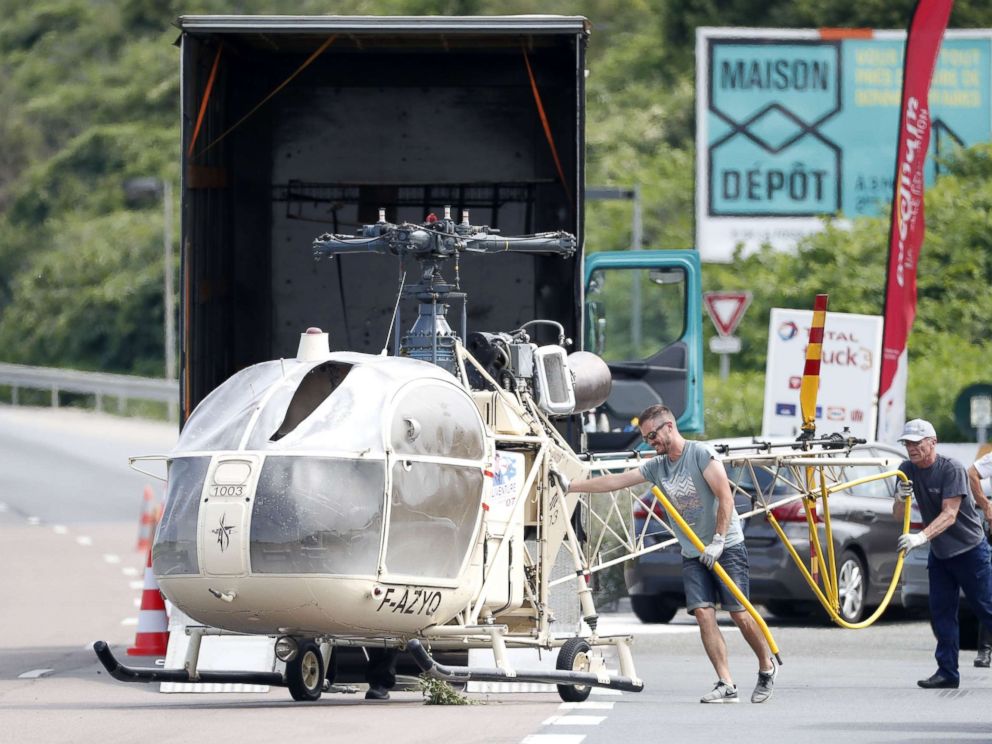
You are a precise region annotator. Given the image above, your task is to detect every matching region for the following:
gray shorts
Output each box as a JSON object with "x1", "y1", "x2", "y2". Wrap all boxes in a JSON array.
[{"x1": 681, "y1": 541, "x2": 750, "y2": 614}]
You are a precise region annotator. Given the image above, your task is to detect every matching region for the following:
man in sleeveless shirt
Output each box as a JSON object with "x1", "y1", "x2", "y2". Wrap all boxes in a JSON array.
[
  {"x1": 567, "y1": 404, "x2": 775, "y2": 704},
  {"x1": 892, "y1": 419, "x2": 992, "y2": 688}
]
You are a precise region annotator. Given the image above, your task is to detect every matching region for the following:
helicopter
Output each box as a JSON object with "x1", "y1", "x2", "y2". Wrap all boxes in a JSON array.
[
  {"x1": 94, "y1": 208, "x2": 645, "y2": 702},
  {"x1": 93, "y1": 221, "x2": 916, "y2": 702}
]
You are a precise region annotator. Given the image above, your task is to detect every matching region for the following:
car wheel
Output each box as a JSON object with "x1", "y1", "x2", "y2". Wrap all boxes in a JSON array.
[
  {"x1": 630, "y1": 594, "x2": 678, "y2": 624},
  {"x1": 836, "y1": 550, "x2": 867, "y2": 623}
]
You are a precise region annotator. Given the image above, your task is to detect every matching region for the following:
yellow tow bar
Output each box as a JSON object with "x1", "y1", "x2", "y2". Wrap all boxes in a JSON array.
[
  {"x1": 649, "y1": 485, "x2": 783, "y2": 665},
  {"x1": 763, "y1": 468, "x2": 913, "y2": 629}
]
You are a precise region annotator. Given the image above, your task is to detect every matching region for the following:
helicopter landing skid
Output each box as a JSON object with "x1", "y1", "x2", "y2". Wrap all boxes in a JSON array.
[
  {"x1": 406, "y1": 638, "x2": 644, "y2": 693},
  {"x1": 93, "y1": 641, "x2": 286, "y2": 687}
]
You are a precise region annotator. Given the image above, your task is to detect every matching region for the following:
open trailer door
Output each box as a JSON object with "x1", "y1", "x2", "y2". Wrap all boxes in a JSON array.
[{"x1": 583, "y1": 250, "x2": 704, "y2": 451}]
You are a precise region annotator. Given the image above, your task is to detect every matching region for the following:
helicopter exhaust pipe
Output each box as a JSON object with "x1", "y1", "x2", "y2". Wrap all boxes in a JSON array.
[
  {"x1": 405, "y1": 639, "x2": 643, "y2": 693},
  {"x1": 92, "y1": 641, "x2": 286, "y2": 687}
]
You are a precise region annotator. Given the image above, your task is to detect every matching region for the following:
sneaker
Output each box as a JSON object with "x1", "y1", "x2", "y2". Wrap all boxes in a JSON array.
[
  {"x1": 751, "y1": 663, "x2": 777, "y2": 703},
  {"x1": 700, "y1": 680, "x2": 739, "y2": 704}
]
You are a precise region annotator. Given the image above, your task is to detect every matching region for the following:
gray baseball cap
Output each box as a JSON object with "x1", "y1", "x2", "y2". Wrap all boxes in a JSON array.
[{"x1": 899, "y1": 418, "x2": 936, "y2": 443}]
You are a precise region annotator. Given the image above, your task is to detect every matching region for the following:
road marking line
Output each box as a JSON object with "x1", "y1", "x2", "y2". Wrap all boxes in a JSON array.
[
  {"x1": 103, "y1": 553, "x2": 121, "y2": 564},
  {"x1": 559, "y1": 701, "x2": 614, "y2": 710},
  {"x1": 521, "y1": 736, "x2": 586, "y2": 744},
  {"x1": 27, "y1": 516, "x2": 41, "y2": 525},
  {"x1": 129, "y1": 580, "x2": 144, "y2": 590},
  {"x1": 589, "y1": 687, "x2": 622, "y2": 696},
  {"x1": 18, "y1": 669, "x2": 53, "y2": 679},
  {"x1": 53, "y1": 525, "x2": 68, "y2": 534},
  {"x1": 541, "y1": 715, "x2": 606, "y2": 727},
  {"x1": 121, "y1": 567, "x2": 139, "y2": 577},
  {"x1": 76, "y1": 536, "x2": 92, "y2": 546},
  {"x1": 133, "y1": 598, "x2": 141, "y2": 608},
  {"x1": 121, "y1": 617, "x2": 138, "y2": 626}
]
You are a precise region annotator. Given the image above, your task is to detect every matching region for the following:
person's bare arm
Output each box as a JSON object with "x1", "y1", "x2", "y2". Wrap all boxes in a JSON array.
[
  {"x1": 702, "y1": 458, "x2": 735, "y2": 537},
  {"x1": 922, "y1": 496, "x2": 963, "y2": 541},
  {"x1": 568, "y1": 467, "x2": 646, "y2": 494},
  {"x1": 968, "y1": 465, "x2": 992, "y2": 525}
]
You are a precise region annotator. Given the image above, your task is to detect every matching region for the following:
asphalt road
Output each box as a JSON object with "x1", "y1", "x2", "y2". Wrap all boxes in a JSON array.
[{"x1": 1, "y1": 406, "x2": 990, "y2": 743}]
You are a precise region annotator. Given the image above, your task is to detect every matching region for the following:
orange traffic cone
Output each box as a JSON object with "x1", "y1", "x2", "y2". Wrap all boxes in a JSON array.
[
  {"x1": 127, "y1": 546, "x2": 170, "y2": 656},
  {"x1": 136, "y1": 486, "x2": 157, "y2": 552}
]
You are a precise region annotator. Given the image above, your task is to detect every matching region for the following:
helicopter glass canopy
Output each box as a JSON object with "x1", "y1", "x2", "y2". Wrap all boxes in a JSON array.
[
  {"x1": 386, "y1": 462, "x2": 483, "y2": 579},
  {"x1": 389, "y1": 384, "x2": 485, "y2": 459},
  {"x1": 154, "y1": 456, "x2": 210, "y2": 576},
  {"x1": 250, "y1": 457, "x2": 384, "y2": 575}
]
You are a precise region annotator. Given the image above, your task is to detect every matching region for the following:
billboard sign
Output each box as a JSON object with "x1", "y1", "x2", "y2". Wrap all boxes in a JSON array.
[
  {"x1": 762, "y1": 308, "x2": 882, "y2": 440},
  {"x1": 696, "y1": 28, "x2": 992, "y2": 261}
]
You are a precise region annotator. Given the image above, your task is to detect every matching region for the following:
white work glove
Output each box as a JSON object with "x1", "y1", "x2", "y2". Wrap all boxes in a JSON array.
[
  {"x1": 550, "y1": 468, "x2": 571, "y2": 493},
  {"x1": 897, "y1": 531, "x2": 928, "y2": 553},
  {"x1": 700, "y1": 533, "x2": 725, "y2": 568},
  {"x1": 896, "y1": 481, "x2": 914, "y2": 503}
]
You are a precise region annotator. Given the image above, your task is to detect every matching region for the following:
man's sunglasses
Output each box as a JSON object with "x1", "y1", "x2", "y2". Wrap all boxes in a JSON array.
[{"x1": 642, "y1": 421, "x2": 671, "y2": 442}]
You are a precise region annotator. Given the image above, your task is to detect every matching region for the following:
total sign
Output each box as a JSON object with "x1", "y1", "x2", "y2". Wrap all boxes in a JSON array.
[{"x1": 762, "y1": 308, "x2": 882, "y2": 440}]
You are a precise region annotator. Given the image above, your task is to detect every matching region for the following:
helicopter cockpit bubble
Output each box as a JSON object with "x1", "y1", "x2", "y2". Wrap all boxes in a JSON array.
[{"x1": 152, "y1": 350, "x2": 490, "y2": 636}]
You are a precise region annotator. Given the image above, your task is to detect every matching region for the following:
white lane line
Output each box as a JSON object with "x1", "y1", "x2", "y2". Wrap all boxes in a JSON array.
[
  {"x1": 540, "y1": 716, "x2": 606, "y2": 727},
  {"x1": 121, "y1": 617, "x2": 138, "y2": 626},
  {"x1": 559, "y1": 701, "x2": 614, "y2": 710},
  {"x1": 121, "y1": 567, "x2": 139, "y2": 577},
  {"x1": 589, "y1": 687, "x2": 622, "y2": 696},
  {"x1": 18, "y1": 669, "x2": 53, "y2": 679},
  {"x1": 53, "y1": 525, "x2": 68, "y2": 534},
  {"x1": 76, "y1": 536, "x2": 92, "y2": 546},
  {"x1": 27, "y1": 516, "x2": 41, "y2": 525},
  {"x1": 133, "y1": 598, "x2": 141, "y2": 608},
  {"x1": 103, "y1": 553, "x2": 121, "y2": 564},
  {"x1": 521, "y1": 737, "x2": 586, "y2": 744},
  {"x1": 129, "y1": 580, "x2": 144, "y2": 590}
]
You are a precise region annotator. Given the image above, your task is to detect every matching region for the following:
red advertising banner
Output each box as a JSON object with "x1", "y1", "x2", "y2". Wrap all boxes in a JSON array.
[{"x1": 877, "y1": 0, "x2": 954, "y2": 443}]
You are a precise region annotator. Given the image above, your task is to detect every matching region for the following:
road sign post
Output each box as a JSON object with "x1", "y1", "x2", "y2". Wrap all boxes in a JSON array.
[{"x1": 704, "y1": 291, "x2": 752, "y2": 380}]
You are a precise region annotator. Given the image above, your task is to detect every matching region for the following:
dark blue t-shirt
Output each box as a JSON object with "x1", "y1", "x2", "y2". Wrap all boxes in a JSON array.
[{"x1": 900, "y1": 455, "x2": 984, "y2": 559}]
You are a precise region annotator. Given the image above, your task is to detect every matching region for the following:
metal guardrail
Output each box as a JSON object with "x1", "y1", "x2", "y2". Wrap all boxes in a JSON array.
[{"x1": 0, "y1": 362, "x2": 178, "y2": 418}]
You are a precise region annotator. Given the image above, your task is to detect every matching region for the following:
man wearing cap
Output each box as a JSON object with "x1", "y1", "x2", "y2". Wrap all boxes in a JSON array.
[{"x1": 892, "y1": 418, "x2": 992, "y2": 689}]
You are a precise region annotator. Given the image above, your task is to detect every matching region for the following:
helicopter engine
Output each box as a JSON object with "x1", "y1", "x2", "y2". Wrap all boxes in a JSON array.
[{"x1": 466, "y1": 329, "x2": 611, "y2": 416}]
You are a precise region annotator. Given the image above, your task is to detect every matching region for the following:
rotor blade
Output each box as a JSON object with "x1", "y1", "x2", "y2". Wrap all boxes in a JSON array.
[{"x1": 799, "y1": 294, "x2": 829, "y2": 435}]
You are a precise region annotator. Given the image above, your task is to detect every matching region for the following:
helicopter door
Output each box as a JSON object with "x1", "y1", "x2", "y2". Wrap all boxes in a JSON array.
[
  {"x1": 200, "y1": 458, "x2": 255, "y2": 576},
  {"x1": 584, "y1": 252, "x2": 702, "y2": 450}
]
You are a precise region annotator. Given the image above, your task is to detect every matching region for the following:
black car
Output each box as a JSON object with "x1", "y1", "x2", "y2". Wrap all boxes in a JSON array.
[{"x1": 624, "y1": 442, "x2": 906, "y2": 624}]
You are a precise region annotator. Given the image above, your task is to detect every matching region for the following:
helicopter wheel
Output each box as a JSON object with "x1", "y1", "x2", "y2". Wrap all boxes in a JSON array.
[
  {"x1": 287, "y1": 640, "x2": 325, "y2": 702},
  {"x1": 556, "y1": 637, "x2": 592, "y2": 703}
]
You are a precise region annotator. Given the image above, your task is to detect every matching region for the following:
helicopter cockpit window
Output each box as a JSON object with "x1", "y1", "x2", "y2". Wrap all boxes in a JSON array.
[
  {"x1": 585, "y1": 266, "x2": 687, "y2": 361},
  {"x1": 176, "y1": 361, "x2": 295, "y2": 452},
  {"x1": 386, "y1": 462, "x2": 482, "y2": 579},
  {"x1": 153, "y1": 456, "x2": 209, "y2": 576},
  {"x1": 390, "y1": 385, "x2": 485, "y2": 459},
  {"x1": 250, "y1": 457, "x2": 384, "y2": 576}
]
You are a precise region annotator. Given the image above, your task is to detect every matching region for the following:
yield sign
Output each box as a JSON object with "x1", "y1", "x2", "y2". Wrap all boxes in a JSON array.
[{"x1": 703, "y1": 291, "x2": 752, "y2": 337}]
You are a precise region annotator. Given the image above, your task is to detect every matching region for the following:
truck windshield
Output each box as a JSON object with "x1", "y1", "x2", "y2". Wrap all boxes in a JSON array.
[{"x1": 586, "y1": 266, "x2": 687, "y2": 361}]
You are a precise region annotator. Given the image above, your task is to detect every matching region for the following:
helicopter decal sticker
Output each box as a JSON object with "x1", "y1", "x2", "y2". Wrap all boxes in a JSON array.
[
  {"x1": 211, "y1": 513, "x2": 236, "y2": 552},
  {"x1": 375, "y1": 587, "x2": 444, "y2": 615}
]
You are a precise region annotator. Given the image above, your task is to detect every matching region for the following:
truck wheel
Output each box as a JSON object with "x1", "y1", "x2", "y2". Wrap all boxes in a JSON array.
[
  {"x1": 556, "y1": 638, "x2": 592, "y2": 703},
  {"x1": 630, "y1": 594, "x2": 678, "y2": 624},
  {"x1": 287, "y1": 640, "x2": 324, "y2": 701},
  {"x1": 837, "y1": 550, "x2": 867, "y2": 623}
]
